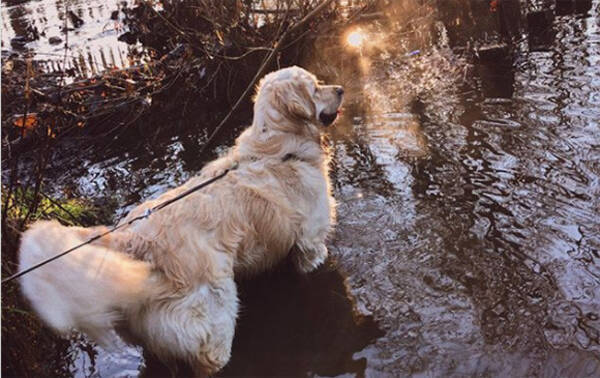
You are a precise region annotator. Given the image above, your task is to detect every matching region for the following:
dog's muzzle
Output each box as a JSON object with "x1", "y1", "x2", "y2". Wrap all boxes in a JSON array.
[{"x1": 319, "y1": 111, "x2": 338, "y2": 126}]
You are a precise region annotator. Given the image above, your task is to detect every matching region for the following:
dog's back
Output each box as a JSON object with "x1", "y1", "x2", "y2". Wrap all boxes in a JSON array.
[{"x1": 19, "y1": 220, "x2": 154, "y2": 344}]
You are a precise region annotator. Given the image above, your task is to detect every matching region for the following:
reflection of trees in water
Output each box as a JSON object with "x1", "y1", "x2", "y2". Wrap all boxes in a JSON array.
[
  {"x1": 332, "y1": 136, "x2": 399, "y2": 197},
  {"x1": 4, "y1": 2, "x2": 32, "y2": 46},
  {"x1": 516, "y1": 12, "x2": 600, "y2": 352},
  {"x1": 407, "y1": 2, "x2": 600, "y2": 355},
  {"x1": 437, "y1": 0, "x2": 522, "y2": 45},
  {"x1": 2, "y1": 0, "x2": 143, "y2": 75},
  {"x1": 408, "y1": 88, "x2": 559, "y2": 352}
]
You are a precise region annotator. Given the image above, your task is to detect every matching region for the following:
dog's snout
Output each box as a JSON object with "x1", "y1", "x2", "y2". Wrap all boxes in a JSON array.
[{"x1": 336, "y1": 86, "x2": 344, "y2": 97}]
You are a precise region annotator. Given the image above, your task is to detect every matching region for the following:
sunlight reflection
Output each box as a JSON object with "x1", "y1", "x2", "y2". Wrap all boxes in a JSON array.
[{"x1": 346, "y1": 29, "x2": 365, "y2": 49}]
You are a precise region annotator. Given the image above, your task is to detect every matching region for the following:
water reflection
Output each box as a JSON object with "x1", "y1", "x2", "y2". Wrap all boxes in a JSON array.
[
  {"x1": 314, "y1": 0, "x2": 600, "y2": 375},
  {"x1": 1, "y1": 0, "x2": 147, "y2": 77}
]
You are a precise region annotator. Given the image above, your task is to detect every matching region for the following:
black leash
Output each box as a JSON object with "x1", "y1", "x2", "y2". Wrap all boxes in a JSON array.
[{"x1": 2, "y1": 162, "x2": 238, "y2": 285}]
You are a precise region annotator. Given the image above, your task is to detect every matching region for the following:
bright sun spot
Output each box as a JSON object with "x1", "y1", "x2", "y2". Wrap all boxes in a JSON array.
[{"x1": 346, "y1": 30, "x2": 365, "y2": 48}]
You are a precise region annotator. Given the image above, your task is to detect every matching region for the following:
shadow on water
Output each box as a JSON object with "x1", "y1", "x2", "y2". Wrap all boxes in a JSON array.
[
  {"x1": 223, "y1": 265, "x2": 383, "y2": 378},
  {"x1": 139, "y1": 262, "x2": 383, "y2": 378}
]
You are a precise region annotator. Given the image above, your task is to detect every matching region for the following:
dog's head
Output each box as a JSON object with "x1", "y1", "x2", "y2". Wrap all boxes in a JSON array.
[{"x1": 253, "y1": 66, "x2": 344, "y2": 130}]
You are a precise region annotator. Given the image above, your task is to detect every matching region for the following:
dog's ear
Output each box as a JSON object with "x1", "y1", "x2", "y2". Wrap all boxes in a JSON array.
[{"x1": 274, "y1": 80, "x2": 315, "y2": 120}]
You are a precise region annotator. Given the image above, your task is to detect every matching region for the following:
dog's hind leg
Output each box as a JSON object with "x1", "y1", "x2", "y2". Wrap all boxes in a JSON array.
[
  {"x1": 129, "y1": 276, "x2": 238, "y2": 376},
  {"x1": 292, "y1": 239, "x2": 329, "y2": 273}
]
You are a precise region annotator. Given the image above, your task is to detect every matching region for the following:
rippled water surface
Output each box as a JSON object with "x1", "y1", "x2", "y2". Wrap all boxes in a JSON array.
[
  {"x1": 1, "y1": 0, "x2": 144, "y2": 76},
  {"x1": 3, "y1": 0, "x2": 600, "y2": 377}
]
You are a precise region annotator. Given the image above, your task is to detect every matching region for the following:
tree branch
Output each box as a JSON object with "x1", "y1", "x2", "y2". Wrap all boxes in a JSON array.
[{"x1": 198, "y1": 0, "x2": 336, "y2": 155}]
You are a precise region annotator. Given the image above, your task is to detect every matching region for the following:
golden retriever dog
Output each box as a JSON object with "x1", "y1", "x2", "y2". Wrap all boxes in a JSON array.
[{"x1": 18, "y1": 66, "x2": 343, "y2": 375}]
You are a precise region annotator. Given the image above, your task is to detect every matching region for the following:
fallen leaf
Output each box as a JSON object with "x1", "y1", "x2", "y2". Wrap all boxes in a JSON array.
[{"x1": 13, "y1": 113, "x2": 38, "y2": 129}]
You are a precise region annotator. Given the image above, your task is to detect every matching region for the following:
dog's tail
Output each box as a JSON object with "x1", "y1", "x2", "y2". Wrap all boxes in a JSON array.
[{"x1": 18, "y1": 220, "x2": 155, "y2": 344}]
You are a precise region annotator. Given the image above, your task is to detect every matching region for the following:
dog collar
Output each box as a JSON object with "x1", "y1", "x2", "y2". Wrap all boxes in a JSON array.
[{"x1": 239, "y1": 153, "x2": 301, "y2": 164}]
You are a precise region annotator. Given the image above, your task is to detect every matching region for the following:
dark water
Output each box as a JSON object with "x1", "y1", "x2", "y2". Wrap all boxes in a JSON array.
[{"x1": 3, "y1": 0, "x2": 600, "y2": 377}]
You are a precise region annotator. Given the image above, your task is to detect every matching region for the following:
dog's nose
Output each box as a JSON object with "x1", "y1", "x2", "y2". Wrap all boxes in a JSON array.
[{"x1": 336, "y1": 87, "x2": 344, "y2": 96}]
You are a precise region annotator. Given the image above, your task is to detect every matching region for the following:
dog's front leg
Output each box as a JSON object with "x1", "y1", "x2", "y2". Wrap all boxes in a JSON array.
[{"x1": 292, "y1": 190, "x2": 335, "y2": 274}]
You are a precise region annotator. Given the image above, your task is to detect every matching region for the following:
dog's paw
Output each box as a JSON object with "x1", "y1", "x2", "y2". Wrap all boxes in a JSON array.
[{"x1": 293, "y1": 242, "x2": 328, "y2": 273}]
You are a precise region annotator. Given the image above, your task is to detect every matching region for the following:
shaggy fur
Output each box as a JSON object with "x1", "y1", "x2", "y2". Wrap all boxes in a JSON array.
[{"x1": 18, "y1": 66, "x2": 343, "y2": 375}]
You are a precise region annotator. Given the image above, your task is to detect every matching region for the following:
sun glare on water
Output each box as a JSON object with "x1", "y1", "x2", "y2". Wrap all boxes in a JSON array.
[{"x1": 346, "y1": 30, "x2": 365, "y2": 48}]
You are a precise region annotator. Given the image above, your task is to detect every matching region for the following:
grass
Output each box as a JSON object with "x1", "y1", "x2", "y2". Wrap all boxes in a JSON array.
[{"x1": 2, "y1": 187, "x2": 108, "y2": 228}]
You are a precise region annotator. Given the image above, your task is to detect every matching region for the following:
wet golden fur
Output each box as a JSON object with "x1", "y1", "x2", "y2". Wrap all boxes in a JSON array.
[{"x1": 18, "y1": 66, "x2": 343, "y2": 375}]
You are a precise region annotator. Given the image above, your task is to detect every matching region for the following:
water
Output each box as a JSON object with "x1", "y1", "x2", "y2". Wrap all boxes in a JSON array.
[
  {"x1": 322, "y1": 1, "x2": 600, "y2": 375},
  {"x1": 3, "y1": 0, "x2": 600, "y2": 376},
  {"x1": 1, "y1": 0, "x2": 146, "y2": 77}
]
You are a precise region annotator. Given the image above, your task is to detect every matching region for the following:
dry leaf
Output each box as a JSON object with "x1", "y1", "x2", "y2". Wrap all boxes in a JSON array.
[{"x1": 13, "y1": 113, "x2": 38, "y2": 129}]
